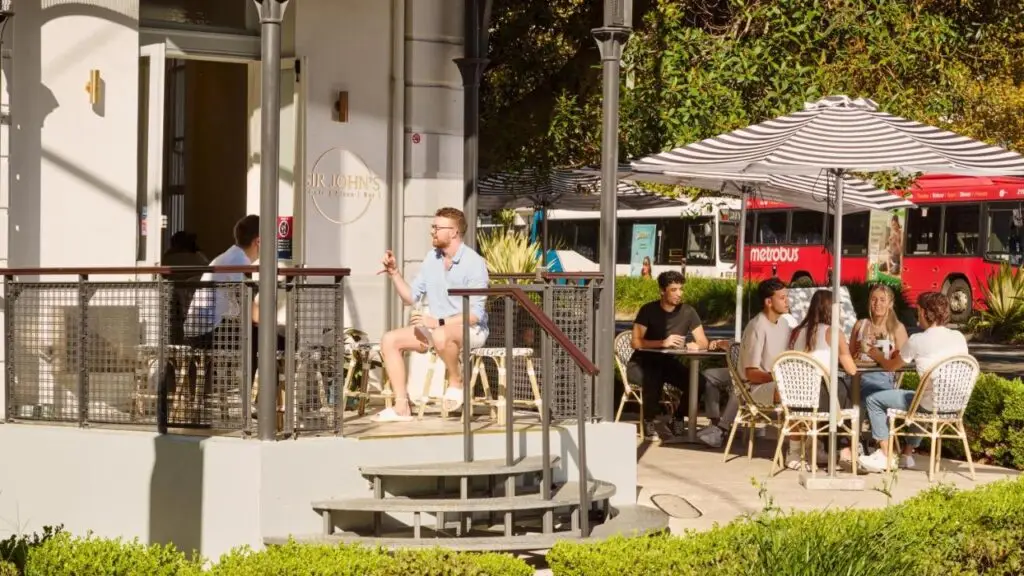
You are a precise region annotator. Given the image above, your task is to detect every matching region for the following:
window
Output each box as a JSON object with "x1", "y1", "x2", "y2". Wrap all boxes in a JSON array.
[
  {"x1": 905, "y1": 207, "x2": 942, "y2": 255},
  {"x1": 684, "y1": 218, "x2": 715, "y2": 265},
  {"x1": 986, "y1": 206, "x2": 1023, "y2": 262},
  {"x1": 943, "y1": 205, "x2": 980, "y2": 256},
  {"x1": 790, "y1": 210, "x2": 825, "y2": 245},
  {"x1": 616, "y1": 220, "x2": 633, "y2": 266},
  {"x1": 719, "y1": 222, "x2": 738, "y2": 263},
  {"x1": 753, "y1": 212, "x2": 788, "y2": 245},
  {"x1": 660, "y1": 218, "x2": 686, "y2": 265},
  {"x1": 832, "y1": 213, "x2": 870, "y2": 256}
]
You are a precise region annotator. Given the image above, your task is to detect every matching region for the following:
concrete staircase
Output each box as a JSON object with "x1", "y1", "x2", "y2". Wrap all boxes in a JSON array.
[{"x1": 265, "y1": 455, "x2": 667, "y2": 551}]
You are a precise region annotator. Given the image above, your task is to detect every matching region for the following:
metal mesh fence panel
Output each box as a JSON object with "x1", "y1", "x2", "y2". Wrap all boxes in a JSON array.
[
  {"x1": 6, "y1": 282, "x2": 82, "y2": 422},
  {"x1": 165, "y1": 280, "x2": 250, "y2": 431},
  {"x1": 288, "y1": 280, "x2": 344, "y2": 434},
  {"x1": 548, "y1": 284, "x2": 595, "y2": 420}
]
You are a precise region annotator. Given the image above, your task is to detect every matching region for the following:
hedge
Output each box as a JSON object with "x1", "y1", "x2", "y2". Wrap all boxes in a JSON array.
[
  {"x1": 901, "y1": 371, "x2": 1024, "y2": 471},
  {"x1": 23, "y1": 534, "x2": 532, "y2": 576},
  {"x1": 548, "y1": 477, "x2": 1024, "y2": 576}
]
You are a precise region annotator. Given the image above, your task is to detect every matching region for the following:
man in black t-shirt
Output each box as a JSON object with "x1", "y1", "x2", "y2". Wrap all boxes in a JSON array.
[{"x1": 626, "y1": 270, "x2": 716, "y2": 440}]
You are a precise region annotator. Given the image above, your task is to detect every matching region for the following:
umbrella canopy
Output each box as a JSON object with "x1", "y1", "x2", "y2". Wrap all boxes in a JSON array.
[
  {"x1": 477, "y1": 167, "x2": 685, "y2": 212},
  {"x1": 631, "y1": 95, "x2": 1024, "y2": 177},
  {"x1": 595, "y1": 165, "x2": 915, "y2": 214}
]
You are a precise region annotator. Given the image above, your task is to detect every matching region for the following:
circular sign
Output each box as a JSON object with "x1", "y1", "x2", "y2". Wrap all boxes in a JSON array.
[
  {"x1": 306, "y1": 148, "x2": 384, "y2": 225},
  {"x1": 411, "y1": 133, "x2": 421, "y2": 144},
  {"x1": 277, "y1": 218, "x2": 291, "y2": 239}
]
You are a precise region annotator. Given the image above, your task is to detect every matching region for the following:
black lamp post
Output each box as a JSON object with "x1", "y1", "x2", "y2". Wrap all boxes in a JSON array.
[
  {"x1": 455, "y1": 0, "x2": 492, "y2": 249},
  {"x1": 593, "y1": 1, "x2": 632, "y2": 423}
]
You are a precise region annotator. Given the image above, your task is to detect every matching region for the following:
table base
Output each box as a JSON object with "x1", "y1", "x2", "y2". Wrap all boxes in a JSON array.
[{"x1": 799, "y1": 474, "x2": 866, "y2": 491}]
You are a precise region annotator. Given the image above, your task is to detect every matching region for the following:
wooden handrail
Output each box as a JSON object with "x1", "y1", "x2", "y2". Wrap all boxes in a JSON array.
[
  {"x1": 0, "y1": 266, "x2": 351, "y2": 278},
  {"x1": 450, "y1": 286, "x2": 599, "y2": 376}
]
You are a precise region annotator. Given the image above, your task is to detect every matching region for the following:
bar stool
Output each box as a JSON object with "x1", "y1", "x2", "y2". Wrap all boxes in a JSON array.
[{"x1": 468, "y1": 347, "x2": 541, "y2": 425}]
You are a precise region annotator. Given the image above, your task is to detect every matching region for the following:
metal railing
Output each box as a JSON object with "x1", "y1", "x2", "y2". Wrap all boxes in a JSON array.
[
  {"x1": 2, "y1": 266, "x2": 349, "y2": 438},
  {"x1": 451, "y1": 281, "x2": 600, "y2": 537}
]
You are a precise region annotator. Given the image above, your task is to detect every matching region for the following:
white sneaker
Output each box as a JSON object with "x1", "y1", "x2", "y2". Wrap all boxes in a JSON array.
[
  {"x1": 858, "y1": 450, "x2": 896, "y2": 473},
  {"x1": 899, "y1": 454, "x2": 916, "y2": 469},
  {"x1": 697, "y1": 425, "x2": 724, "y2": 448}
]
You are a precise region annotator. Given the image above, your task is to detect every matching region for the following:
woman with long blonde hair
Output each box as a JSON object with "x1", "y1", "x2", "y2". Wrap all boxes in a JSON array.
[{"x1": 850, "y1": 283, "x2": 909, "y2": 403}]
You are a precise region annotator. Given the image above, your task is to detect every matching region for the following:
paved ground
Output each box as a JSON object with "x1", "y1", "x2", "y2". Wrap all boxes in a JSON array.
[{"x1": 635, "y1": 433, "x2": 1019, "y2": 534}]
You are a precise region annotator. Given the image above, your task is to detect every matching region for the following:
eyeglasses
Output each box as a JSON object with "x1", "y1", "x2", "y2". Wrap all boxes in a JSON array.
[{"x1": 430, "y1": 225, "x2": 455, "y2": 232}]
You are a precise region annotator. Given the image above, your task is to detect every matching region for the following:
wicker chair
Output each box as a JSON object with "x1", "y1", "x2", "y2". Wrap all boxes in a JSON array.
[
  {"x1": 770, "y1": 351, "x2": 859, "y2": 476},
  {"x1": 613, "y1": 330, "x2": 682, "y2": 437},
  {"x1": 722, "y1": 342, "x2": 783, "y2": 462},
  {"x1": 886, "y1": 354, "x2": 980, "y2": 481}
]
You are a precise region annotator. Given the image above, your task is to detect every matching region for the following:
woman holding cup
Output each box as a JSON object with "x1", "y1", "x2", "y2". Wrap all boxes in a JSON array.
[{"x1": 849, "y1": 284, "x2": 909, "y2": 407}]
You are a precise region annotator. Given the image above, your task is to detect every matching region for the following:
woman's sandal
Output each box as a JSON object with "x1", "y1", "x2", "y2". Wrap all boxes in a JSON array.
[
  {"x1": 443, "y1": 386, "x2": 466, "y2": 414},
  {"x1": 371, "y1": 397, "x2": 414, "y2": 422}
]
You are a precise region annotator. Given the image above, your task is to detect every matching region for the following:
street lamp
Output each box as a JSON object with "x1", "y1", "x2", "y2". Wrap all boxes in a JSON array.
[
  {"x1": 593, "y1": 1, "x2": 632, "y2": 424},
  {"x1": 455, "y1": 0, "x2": 493, "y2": 249},
  {"x1": 252, "y1": 0, "x2": 290, "y2": 441}
]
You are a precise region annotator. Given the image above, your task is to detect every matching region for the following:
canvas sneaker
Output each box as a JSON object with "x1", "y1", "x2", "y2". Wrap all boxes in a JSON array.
[
  {"x1": 858, "y1": 449, "x2": 896, "y2": 473},
  {"x1": 899, "y1": 454, "x2": 916, "y2": 469}
]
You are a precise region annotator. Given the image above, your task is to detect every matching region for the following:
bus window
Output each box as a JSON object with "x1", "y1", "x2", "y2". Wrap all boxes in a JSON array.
[
  {"x1": 745, "y1": 214, "x2": 756, "y2": 245},
  {"x1": 719, "y1": 222, "x2": 738, "y2": 263},
  {"x1": 905, "y1": 207, "x2": 942, "y2": 255},
  {"x1": 755, "y1": 211, "x2": 788, "y2": 244},
  {"x1": 790, "y1": 210, "x2": 824, "y2": 245},
  {"x1": 943, "y1": 205, "x2": 980, "y2": 256},
  {"x1": 986, "y1": 205, "x2": 1023, "y2": 262},
  {"x1": 616, "y1": 220, "x2": 632, "y2": 265},
  {"x1": 841, "y1": 213, "x2": 870, "y2": 256},
  {"x1": 661, "y1": 218, "x2": 686, "y2": 265},
  {"x1": 685, "y1": 219, "x2": 715, "y2": 265}
]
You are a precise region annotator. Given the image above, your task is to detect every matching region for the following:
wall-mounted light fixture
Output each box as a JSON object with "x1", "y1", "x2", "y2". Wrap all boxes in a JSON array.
[
  {"x1": 335, "y1": 91, "x2": 348, "y2": 123},
  {"x1": 85, "y1": 69, "x2": 101, "y2": 105}
]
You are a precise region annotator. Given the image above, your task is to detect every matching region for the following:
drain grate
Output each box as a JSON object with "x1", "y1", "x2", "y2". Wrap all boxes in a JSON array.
[{"x1": 650, "y1": 494, "x2": 702, "y2": 519}]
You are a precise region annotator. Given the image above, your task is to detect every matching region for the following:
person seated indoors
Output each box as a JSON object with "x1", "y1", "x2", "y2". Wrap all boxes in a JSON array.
[
  {"x1": 788, "y1": 288, "x2": 858, "y2": 465},
  {"x1": 857, "y1": 292, "x2": 969, "y2": 473},
  {"x1": 849, "y1": 283, "x2": 910, "y2": 407},
  {"x1": 698, "y1": 278, "x2": 789, "y2": 450},
  {"x1": 626, "y1": 270, "x2": 721, "y2": 441}
]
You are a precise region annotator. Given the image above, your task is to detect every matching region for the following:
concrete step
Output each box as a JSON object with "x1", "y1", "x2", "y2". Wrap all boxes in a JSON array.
[
  {"x1": 265, "y1": 504, "x2": 668, "y2": 552},
  {"x1": 313, "y1": 480, "x2": 615, "y2": 514},
  {"x1": 359, "y1": 456, "x2": 559, "y2": 479}
]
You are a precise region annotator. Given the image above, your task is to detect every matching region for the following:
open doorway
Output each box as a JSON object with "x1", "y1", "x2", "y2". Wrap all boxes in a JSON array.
[{"x1": 160, "y1": 59, "x2": 249, "y2": 261}]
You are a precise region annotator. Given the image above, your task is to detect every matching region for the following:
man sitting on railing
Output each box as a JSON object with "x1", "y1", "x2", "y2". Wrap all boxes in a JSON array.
[
  {"x1": 184, "y1": 215, "x2": 284, "y2": 385},
  {"x1": 375, "y1": 207, "x2": 490, "y2": 422}
]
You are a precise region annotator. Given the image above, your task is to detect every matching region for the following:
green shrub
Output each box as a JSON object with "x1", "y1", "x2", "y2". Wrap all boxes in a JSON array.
[
  {"x1": 211, "y1": 541, "x2": 530, "y2": 575},
  {"x1": 0, "y1": 525, "x2": 63, "y2": 575},
  {"x1": 0, "y1": 562, "x2": 16, "y2": 576},
  {"x1": 25, "y1": 532, "x2": 202, "y2": 576},
  {"x1": 548, "y1": 478, "x2": 1024, "y2": 575},
  {"x1": 615, "y1": 276, "x2": 751, "y2": 325}
]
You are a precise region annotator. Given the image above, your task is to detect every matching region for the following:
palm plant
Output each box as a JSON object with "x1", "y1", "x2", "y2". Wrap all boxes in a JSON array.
[
  {"x1": 477, "y1": 226, "x2": 542, "y2": 278},
  {"x1": 973, "y1": 262, "x2": 1024, "y2": 342}
]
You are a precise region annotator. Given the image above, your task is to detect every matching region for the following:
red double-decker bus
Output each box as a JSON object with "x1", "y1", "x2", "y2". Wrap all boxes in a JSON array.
[{"x1": 742, "y1": 174, "x2": 1024, "y2": 323}]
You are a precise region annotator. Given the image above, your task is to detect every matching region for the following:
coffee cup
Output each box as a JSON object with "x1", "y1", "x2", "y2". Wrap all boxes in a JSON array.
[{"x1": 875, "y1": 339, "x2": 892, "y2": 359}]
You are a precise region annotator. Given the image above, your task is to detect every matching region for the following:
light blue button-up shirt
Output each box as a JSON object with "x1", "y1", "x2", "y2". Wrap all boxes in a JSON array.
[{"x1": 410, "y1": 242, "x2": 489, "y2": 332}]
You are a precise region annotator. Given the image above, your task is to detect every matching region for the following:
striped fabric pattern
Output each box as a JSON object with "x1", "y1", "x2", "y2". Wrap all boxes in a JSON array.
[
  {"x1": 631, "y1": 96, "x2": 1024, "y2": 176},
  {"x1": 600, "y1": 165, "x2": 915, "y2": 213},
  {"x1": 477, "y1": 167, "x2": 684, "y2": 212}
]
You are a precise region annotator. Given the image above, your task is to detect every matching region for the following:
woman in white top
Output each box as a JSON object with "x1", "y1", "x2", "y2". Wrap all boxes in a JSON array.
[
  {"x1": 786, "y1": 289, "x2": 858, "y2": 466},
  {"x1": 849, "y1": 283, "x2": 910, "y2": 403}
]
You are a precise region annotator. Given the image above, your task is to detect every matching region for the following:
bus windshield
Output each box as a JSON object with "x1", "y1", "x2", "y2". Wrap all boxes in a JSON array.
[
  {"x1": 684, "y1": 218, "x2": 715, "y2": 265},
  {"x1": 719, "y1": 222, "x2": 737, "y2": 263}
]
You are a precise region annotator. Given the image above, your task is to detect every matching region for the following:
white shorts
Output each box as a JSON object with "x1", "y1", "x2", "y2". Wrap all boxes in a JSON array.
[{"x1": 467, "y1": 325, "x2": 488, "y2": 350}]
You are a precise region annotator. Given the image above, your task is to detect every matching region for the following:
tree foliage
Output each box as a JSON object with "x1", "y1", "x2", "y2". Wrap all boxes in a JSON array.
[{"x1": 481, "y1": 0, "x2": 1024, "y2": 179}]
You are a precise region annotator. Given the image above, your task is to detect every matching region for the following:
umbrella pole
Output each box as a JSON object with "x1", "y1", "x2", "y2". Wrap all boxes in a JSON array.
[
  {"x1": 542, "y1": 207, "x2": 549, "y2": 268},
  {"x1": 734, "y1": 187, "x2": 748, "y2": 340},
  {"x1": 828, "y1": 171, "x2": 844, "y2": 477}
]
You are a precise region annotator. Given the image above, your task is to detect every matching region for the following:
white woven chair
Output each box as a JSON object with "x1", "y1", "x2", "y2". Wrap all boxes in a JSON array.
[
  {"x1": 612, "y1": 331, "x2": 682, "y2": 437},
  {"x1": 886, "y1": 354, "x2": 980, "y2": 481},
  {"x1": 722, "y1": 342, "x2": 783, "y2": 462},
  {"x1": 770, "y1": 351, "x2": 859, "y2": 476},
  {"x1": 468, "y1": 346, "x2": 541, "y2": 424}
]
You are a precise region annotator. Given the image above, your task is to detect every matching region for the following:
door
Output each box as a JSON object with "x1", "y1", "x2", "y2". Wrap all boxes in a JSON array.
[
  {"x1": 138, "y1": 43, "x2": 166, "y2": 267},
  {"x1": 246, "y1": 58, "x2": 302, "y2": 264}
]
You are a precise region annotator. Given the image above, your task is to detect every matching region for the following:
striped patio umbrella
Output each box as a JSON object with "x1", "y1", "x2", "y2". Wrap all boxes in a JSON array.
[
  {"x1": 477, "y1": 167, "x2": 684, "y2": 212},
  {"x1": 627, "y1": 94, "x2": 1024, "y2": 484},
  {"x1": 631, "y1": 95, "x2": 1024, "y2": 176}
]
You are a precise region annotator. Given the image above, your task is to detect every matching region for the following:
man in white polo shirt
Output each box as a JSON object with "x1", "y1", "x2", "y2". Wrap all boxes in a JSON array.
[{"x1": 859, "y1": 291, "x2": 969, "y2": 472}]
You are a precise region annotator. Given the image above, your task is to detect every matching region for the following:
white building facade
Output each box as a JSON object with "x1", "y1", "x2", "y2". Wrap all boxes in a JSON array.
[{"x1": 4, "y1": 0, "x2": 467, "y2": 341}]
